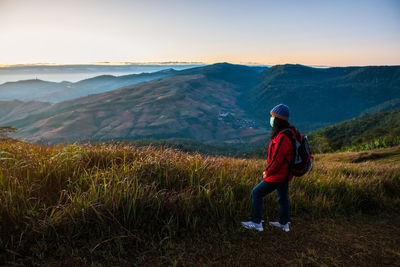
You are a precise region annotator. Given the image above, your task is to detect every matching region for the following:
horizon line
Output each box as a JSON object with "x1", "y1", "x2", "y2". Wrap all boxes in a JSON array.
[{"x1": 0, "y1": 61, "x2": 399, "y2": 68}]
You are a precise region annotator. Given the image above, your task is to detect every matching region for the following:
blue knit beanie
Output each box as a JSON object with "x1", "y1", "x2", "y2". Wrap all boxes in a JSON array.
[{"x1": 270, "y1": 104, "x2": 290, "y2": 121}]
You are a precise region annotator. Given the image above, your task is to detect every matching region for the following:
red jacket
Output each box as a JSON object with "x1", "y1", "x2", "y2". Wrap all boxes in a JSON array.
[{"x1": 263, "y1": 129, "x2": 294, "y2": 183}]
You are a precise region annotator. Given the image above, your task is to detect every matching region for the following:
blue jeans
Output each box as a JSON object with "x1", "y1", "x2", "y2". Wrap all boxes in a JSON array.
[{"x1": 251, "y1": 181, "x2": 290, "y2": 224}]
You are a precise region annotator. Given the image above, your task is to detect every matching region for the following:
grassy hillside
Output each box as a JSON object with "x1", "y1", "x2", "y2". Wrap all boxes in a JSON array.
[
  {"x1": 309, "y1": 109, "x2": 400, "y2": 153},
  {"x1": 0, "y1": 100, "x2": 52, "y2": 125},
  {"x1": 115, "y1": 138, "x2": 269, "y2": 159},
  {"x1": 0, "y1": 140, "x2": 399, "y2": 265}
]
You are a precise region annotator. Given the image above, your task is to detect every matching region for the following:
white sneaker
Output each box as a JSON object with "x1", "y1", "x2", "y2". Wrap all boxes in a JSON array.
[
  {"x1": 269, "y1": 221, "x2": 290, "y2": 232},
  {"x1": 241, "y1": 221, "x2": 264, "y2": 232}
]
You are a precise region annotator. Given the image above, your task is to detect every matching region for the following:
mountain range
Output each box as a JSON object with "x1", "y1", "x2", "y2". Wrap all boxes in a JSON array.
[
  {"x1": 246, "y1": 64, "x2": 400, "y2": 131},
  {"x1": 0, "y1": 68, "x2": 177, "y2": 102},
  {"x1": 1, "y1": 63, "x2": 399, "y2": 144}
]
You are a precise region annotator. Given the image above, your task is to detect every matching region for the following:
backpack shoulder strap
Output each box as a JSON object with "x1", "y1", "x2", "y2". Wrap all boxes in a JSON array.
[
  {"x1": 280, "y1": 127, "x2": 295, "y2": 142},
  {"x1": 288, "y1": 127, "x2": 302, "y2": 142},
  {"x1": 279, "y1": 128, "x2": 296, "y2": 181},
  {"x1": 279, "y1": 127, "x2": 297, "y2": 160}
]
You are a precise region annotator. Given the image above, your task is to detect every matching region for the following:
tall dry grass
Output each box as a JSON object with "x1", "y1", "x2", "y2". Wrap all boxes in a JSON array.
[{"x1": 0, "y1": 141, "x2": 399, "y2": 255}]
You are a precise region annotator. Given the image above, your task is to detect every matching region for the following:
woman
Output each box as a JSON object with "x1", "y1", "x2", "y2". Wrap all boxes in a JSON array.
[{"x1": 241, "y1": 104, "x2": 294, "y2": 232}]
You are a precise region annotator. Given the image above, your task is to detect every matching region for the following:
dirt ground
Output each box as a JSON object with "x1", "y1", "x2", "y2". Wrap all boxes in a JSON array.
[
  {"x1": 132, "y1": 214, "x2": 400, "y2": 266},
  {"x1": 4, "y1": 215, "x2": 399, "y2": 266}
]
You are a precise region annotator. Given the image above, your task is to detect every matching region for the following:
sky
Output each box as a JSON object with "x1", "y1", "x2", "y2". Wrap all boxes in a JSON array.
[{"x1": 0, "y1": 0, "x2": 399, "y2": 66}]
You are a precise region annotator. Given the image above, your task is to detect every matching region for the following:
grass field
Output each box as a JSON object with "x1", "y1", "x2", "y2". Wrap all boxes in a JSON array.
[{"x1": 0, "y1": 140, "x2": 399, "y2": 266}]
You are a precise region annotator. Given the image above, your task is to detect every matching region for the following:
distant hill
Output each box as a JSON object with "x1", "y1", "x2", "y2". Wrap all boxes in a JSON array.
[
  {"x1": 1, "y1": 63, "x2": 399, "y2": 145},
  {"x1": 0, "y1": 69, "x2": 177, "y2": 102},
  {"x1": 0, "y1": 100, "x2": 52, "y2": 125},
  {"x1": 4, "y1": 64, "x2": 269, "y2": 144},
  {"x1": 308, "y1": 109, "x2": 400, "y2": 153},
  {"x1": 363, "y1": 98, "x2": 400, "y2": 114},
  {"x1": 247, "y1": 64, "x2": 400, "y2": 132}
]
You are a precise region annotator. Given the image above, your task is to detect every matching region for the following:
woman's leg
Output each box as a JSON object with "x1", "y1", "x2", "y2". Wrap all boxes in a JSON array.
[
  {"x1": 251, "y1": 181, "x2": 277, "y2": 223},
  {"x1": 275, "y1": 182, "x2": 290, "y2": 225}
]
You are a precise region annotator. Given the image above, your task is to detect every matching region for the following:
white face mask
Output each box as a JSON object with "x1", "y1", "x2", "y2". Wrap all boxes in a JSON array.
[{"x1": 270, "y1": 116, "x2": 275, "y2": 127}]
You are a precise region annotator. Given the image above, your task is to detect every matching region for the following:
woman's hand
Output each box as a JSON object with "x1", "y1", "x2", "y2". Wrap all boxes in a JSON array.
[{"x1": 263, "y1": 171, "x2": 267, "y2": 179}]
